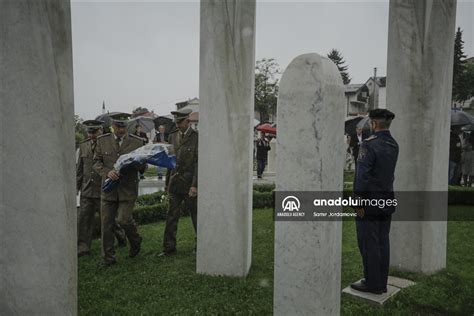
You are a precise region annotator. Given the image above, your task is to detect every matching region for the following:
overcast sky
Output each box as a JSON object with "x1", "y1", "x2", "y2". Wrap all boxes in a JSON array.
[{"x1": 71, "y1": 0, "x2": 474, "y2": 119}]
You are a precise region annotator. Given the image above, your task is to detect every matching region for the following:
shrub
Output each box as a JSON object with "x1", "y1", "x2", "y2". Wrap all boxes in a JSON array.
[
  {"x1": 253, "y1": 191, "x2": 274, "y2": 209},
  {"x1": 136, "y1": 191, "x2": 166, "y2": 206},
  {"x1": 133, "y1": 204, "x2": 168, "y2": 225},
  {"x1": 253, "y1": 183, "x2": 275, "y2": 192}
]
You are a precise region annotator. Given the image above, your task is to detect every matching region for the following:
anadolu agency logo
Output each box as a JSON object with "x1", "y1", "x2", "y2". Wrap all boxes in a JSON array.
[
  {"x1": 278, "y1": 195, "x2": 305, "y2": 217},
  {"x1": 282, "y1": 196, "x2": 300, "y2": 212}
]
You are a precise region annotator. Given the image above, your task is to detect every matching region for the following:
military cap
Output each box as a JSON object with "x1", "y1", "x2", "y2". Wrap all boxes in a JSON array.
[
  {"x1": 109, "y1": 112, "x2": 131, "y2": 127},
  {"x1": 82, "y1": 119, "x2": 104, "y2": 132},
  {"x1": 171, "y1": 108, "x2": 192, "y2": 123},
  {"x1": 369, "y1": 109, "x2": 395, "y2": 121}
]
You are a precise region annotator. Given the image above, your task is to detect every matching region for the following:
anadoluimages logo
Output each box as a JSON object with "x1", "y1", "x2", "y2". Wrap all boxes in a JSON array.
[{"x1": 282, "y1": 196, "x2": 301, "y2": 212}]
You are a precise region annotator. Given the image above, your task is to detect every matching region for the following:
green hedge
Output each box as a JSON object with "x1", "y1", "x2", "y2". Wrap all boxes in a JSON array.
[
  {"x1": 253, "y1": 191, "x2": 274, "y2": 209},
  {"x1": 133, "y1": 204, "x2": 168, "y2": 225},
  {"x1": 136, "y1": 191, "x2": 166, "y2": 206},
  {"x1": 447, "y1": 185, "x2": 474, "y2": 205},
  {"x1": 253, "y1": 183, "x2": 275, "y2": 193}
]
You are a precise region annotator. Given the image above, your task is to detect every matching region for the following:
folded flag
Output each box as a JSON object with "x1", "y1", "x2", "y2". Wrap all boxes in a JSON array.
[{"x1": 102, "y1": 143, "x2": 176, "y2": 192}]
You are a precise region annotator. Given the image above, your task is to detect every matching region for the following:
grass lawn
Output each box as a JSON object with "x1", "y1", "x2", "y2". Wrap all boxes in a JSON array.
[{"x1": 79, "y1": 206, "x2": 474, "y2": 315}]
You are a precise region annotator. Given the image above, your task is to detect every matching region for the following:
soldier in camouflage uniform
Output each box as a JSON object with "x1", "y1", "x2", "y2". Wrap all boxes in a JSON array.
[
  {"x1": 76, "y1": 120, "x2": 126, "y2": 257},
  {"x1": 160, "y1": 108, "x2": 198, "y2": 256},
  {"x1": 93, "y1": 113, "x2": 146, "y2": 266}
]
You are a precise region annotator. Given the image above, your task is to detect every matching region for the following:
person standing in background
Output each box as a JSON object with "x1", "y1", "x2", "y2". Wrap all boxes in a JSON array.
[
  {"x1": 461, "y1": 131, "x2": 474, "y2": 187},
  {"x1": 256, "y1": 132, "x2": 271, "y2": 179}
]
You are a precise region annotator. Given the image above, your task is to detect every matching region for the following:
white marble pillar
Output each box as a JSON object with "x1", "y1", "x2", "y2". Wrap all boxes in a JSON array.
[
  {"x1": 0, "y1": 1, "x2": 77, "y2": 314},
  {"x1": 387, "y1": 0, "x2": 457, "y2": 273},
  {"x1": 197, "y1": 0, "x2": 256, "y2": 277},
  {"x1": 274, "y1": 54, "x2": 345, "y2": 315}
]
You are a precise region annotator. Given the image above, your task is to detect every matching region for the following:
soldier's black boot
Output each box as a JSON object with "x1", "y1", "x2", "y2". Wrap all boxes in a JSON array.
[
  {"x1": 116, "y1": 236, "x2": 127, "y2": 248},
  {"x1": 121, "y1": 224, "x2": 142, "y2": 258},
  {"x1": 129, "y1": 236, "x2": 142, "y2": 258}
]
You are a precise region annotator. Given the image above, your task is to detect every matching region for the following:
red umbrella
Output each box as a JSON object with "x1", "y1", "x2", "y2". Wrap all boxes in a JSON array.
[{"x1": 256, "y1": 123, "x2": 276, "y2": 136}]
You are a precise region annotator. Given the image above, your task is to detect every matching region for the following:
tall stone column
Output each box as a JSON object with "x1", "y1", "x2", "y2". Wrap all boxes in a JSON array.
[
  {"x1": 387, "y1": 0, "x2": 457, "y2": 273},
  {"x1": 0, "y1": 1, "x2": 77, "y2": 314},
  {"x1": 274, "y1": 54, "x2": 345, "y2": 315},
  {"x1": 197, "y1": 0, "x2": 256, "y2": 277}
]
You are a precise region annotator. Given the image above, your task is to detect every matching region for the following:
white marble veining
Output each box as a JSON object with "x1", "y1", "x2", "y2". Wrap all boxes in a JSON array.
[
  {"x1": 197, "y1": 0, "x2": 256, "y2": 277},
  {"x1": 387, "y1": 0, "x2": 457, "y2": 274},
  {"x1": 273, "y1": 54, "x2": 345, "y2": 315},
  {"x1": 0, "y1": 1, "x2": 77, "y2": 314}
]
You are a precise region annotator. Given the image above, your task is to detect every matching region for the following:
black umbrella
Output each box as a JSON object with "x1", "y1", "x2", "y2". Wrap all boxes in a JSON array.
[
  {"x1": 345, "y1": 117, "x2": 363, "y2": 135},
  {"x1": 153, "y1": 116, "x2": 176, "y2": 134},
  {"x1": 94, "y1": 112, "x2": 122, "y2": 133},
  {"x1": 451, "y1": 109, "x2": 474, "y2": 127},
  {"x1": 462, "y1": 123, "x2": 474, "y2": 131},
  {"x1": 95, "y1": 112, "x2": 121, "y2": 129}
]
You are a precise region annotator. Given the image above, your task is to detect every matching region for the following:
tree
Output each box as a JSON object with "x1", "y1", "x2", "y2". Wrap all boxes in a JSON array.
[
  {"x1": 75, "y1": 114, "x2": 86, "y2": 145},
  {"x1": 452, "y1": 27, "x2": 467, "y2": 102},
  {"x1": 457, "y1": 62, "x2": 474, "y2": 105},
  {"x1": 327, "y1": 49, "x2": 351, "y2": 85},
  {"x1": 132, "y1": 107, "x2": 150, "y2": 117},
  {"x1": 255, "y1": 58, "x2": 280, "y2": 122}
]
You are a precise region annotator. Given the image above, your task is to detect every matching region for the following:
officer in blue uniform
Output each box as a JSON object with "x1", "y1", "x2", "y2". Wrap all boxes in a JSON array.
[{"x1": 351, "y1": 109, "x2": 399, "y2": 294}]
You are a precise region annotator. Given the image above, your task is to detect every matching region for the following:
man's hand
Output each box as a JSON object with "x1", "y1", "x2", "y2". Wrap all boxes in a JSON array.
[
  {"x1": 355, "y1": 207, "x2": 365, "y2": 218},
  {"x1": 189, "y1": 186, "x2": 197, "y2": 197},
  {"x1": 107, "y1": 170, "x2": 120, "y2": 180},
  {"x1": 138, "y1": 163, "x2": 148, "y2": 173}
]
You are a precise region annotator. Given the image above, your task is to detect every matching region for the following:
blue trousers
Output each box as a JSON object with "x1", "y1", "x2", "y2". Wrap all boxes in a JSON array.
[
  {"x1": 356, "y1": 214, "x2": 391, "y2": 289},
  {"x1": 257, "y1": 159, "x2": 266, "y2": 177}
]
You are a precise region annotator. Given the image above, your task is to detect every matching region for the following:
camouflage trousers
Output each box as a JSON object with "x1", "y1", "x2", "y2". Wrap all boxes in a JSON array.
[
  {"x1": 163, "y1": 193, "x2": 197, "y2": 253},
  {"x1": 101, "y1": 199, "x2": 141, "y2": 263},
  {"x1": 77, "y1": 197, "x2": 126, "y2": 255}
]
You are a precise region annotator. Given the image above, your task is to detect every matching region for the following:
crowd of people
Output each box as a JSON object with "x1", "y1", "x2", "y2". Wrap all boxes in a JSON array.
[
  {"x1": 76, "y1": 108, "x2": 198, "y2": 266},
  {"x1": 449, "y1": 128, "x2": 474, "y2": 186}
]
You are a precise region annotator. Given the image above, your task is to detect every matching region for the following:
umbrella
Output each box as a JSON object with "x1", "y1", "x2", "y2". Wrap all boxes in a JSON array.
[
  {"x1": 127, "y1": 116, "x2": 155, "y2": 133},
  {"x1": 95, "y1": 112, "x2": 121, "y2": 129},
  {"x1": 256, "y1": 123, "x2": 276, "y2": 136},
  {"x1": 154, "y1": 116, "x2": 176, "y2": 133},
  {"x1": 461, "y1": 123, "x2": 474, "y2": 131},
  {"x1": 345, "y1": 116, "x2": 364, "y2": 135},
  {"x1": 102, "y1": 144, "x2": 176, "y2": 192},
  {"x1": 356, "y1": 116, "x2": 370, "y2": 130},
  {"x1": 451, "y1": 109, "x2": 474, "y2": 127}
]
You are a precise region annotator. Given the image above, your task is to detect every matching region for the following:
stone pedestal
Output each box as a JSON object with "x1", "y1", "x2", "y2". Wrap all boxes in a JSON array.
[
  {"x1": 387, "y1": 0, "x2": 457, "y2": 273},
  {"x1": 197, "y1": 0, "x2": 256, "y2": 277},
  {"x1": 0, "y1": 1, "x2": 76, "y2": 314},
  {"x1": 274, "y1": 54, "x2": 345, "y2": 315}
]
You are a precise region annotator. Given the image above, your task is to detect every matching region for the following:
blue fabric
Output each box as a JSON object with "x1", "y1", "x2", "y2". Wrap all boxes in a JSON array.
[{"x1": 102, "y1": 148, "x2": 176, "y2": 192}]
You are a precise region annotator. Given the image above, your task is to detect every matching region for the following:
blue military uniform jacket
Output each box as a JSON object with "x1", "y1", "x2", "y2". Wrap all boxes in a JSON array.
[{"x1": 354, "y1": 130, "x2": 399, "y2": 216}]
